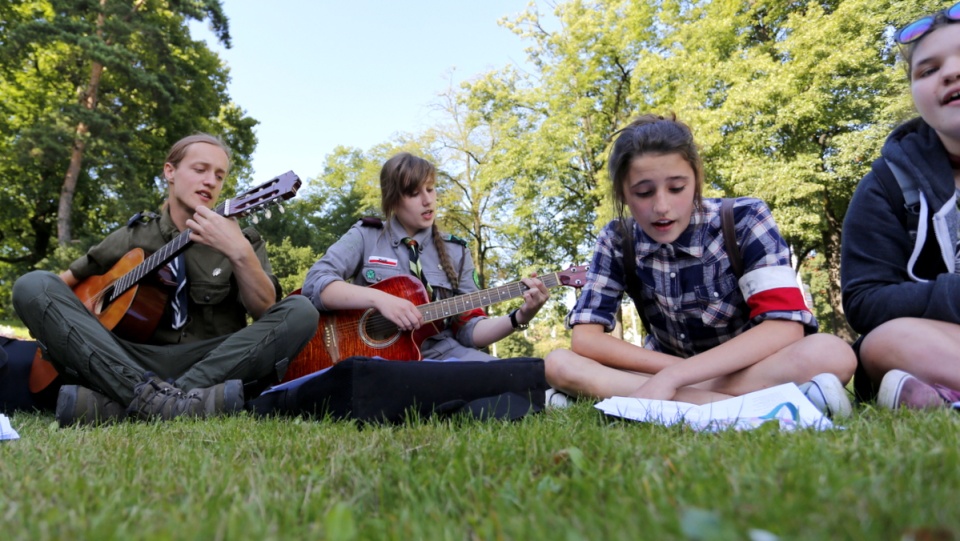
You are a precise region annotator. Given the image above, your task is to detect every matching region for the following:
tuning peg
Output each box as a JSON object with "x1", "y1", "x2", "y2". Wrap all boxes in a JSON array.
[
  {"x1": 277, "y1": 204, "x2": 285, "y2": 214},
  {"x1": 252, "y1": 214, "x2": 259, "y2": 225},
  {"x1": 264, "y1": 209, "x2": 272, "y2": 220}
]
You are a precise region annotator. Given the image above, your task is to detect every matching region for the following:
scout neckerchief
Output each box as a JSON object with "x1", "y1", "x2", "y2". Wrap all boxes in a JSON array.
[
  {"x1": 166, "y1": 253, "x2": 188, "y2": 330},
  {"x1": 400, "y1": 237, "x2": 434, "y2": 299}
]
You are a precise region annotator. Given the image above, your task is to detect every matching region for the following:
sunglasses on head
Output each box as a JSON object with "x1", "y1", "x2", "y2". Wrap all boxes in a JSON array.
[{"x1": 896, "y1": 2, "x2": 960, "y2": 44}]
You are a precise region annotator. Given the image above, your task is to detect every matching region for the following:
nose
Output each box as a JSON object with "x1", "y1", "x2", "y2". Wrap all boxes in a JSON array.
[
  {"x1": 652, "y1": 189, "x2": 670, "y2": 215},
  {"x1": 942, "y1": 55, "x2": 960, "y2": 83}
]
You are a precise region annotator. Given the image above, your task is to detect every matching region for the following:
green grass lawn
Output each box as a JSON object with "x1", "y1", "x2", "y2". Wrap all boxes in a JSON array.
[{"x1": 2, "y1": 403, "x2": 958, "y2": 541}]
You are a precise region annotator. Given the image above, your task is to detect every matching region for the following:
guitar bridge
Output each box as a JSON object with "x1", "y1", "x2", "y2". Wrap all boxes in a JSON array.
[{"x1": 322, "y1": 317, "x2": 340, "y2": 363}]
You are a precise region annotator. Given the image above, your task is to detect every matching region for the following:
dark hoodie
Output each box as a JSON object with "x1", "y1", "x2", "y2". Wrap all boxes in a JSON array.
[{"x1": 841, "y1": 117, "x2": 960, "y2": 337}]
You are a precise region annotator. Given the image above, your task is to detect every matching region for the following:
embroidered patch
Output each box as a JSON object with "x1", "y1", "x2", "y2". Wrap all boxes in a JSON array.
[
  {"x1": 212, "y1": 267, "x2": 222, "y2": 277},
  {"x1": 368, "y1": 256, "x2": 398, "y2": 267},
  {"x1": 365, "y1": 269, "x2": 377, "y2": 281}
]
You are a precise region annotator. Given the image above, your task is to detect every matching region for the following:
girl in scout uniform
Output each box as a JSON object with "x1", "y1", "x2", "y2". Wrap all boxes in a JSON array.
[
  {"x1": 302, "y1": 152, "x2": 549, "y2": 361},
  {"x1": 543, "y1": 114, "x2": 857, "y2": 415}
]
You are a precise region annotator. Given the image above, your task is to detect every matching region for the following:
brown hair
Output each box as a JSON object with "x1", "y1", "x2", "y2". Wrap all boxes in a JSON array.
[
  {"x1": 608, "y1": 113, "x2": 704, "y2": 224},
  {"x1": 164, "y1": 133, "x2": 232, "y2": 173},
  {"x1": 379, "y1": 152, "x2": 459, "y2": 290}
]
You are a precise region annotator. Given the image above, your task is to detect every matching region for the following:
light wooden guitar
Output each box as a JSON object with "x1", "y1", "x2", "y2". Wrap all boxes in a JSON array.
[
  {"x1": 29, "y1": 171, "x2": 302, "y2": 392},
  {"x1": 282, "y1": 265, "x2": 588, "y2": 382}
]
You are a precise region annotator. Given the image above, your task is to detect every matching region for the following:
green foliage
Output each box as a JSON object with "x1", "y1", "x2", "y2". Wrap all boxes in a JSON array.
[
  {"x1": 0, "y1": 0, "x2": 256, "y2": 317},
  {"x1": 0, "y1": 0, "x2": 256, "y2": 263},
  {"x1": 257, "y1": 146, "x2": 382, "y2": 257},
  {"x1": 265, "y1": 238, "x2": 319, "y2": 296},
  {"x1": 3, "y1": 408, "x2": 960, "y2": 539},
  {"x1": 494, "y1": 330, "x2": 535, "y2": 358},
  {"x1": 457, "y1": 0, "x2": 931, "y2": 339}
]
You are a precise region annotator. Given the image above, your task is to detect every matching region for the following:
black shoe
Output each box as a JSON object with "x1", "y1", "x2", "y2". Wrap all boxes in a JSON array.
[
  {"x1": 56, "y1": 385, "x2": 127, "y2": 427},
  {"x1": 126, "y1": 373, "x2": 244, "y2": 420}
]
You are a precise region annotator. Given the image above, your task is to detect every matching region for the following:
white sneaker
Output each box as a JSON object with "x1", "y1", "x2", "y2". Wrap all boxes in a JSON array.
[
  {"x1": 545, "y1": 388, "x2": 572, "y2": 409},
  {"x1": 798, "y1": 373, "x2": 852, "y2": 419}
]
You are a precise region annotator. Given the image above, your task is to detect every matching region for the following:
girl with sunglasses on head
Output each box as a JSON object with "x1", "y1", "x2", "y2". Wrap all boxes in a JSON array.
[
  {"x1": 302, "y1": 152, "x2": 549, "y2": 361},
  {"x1": 544, "y1": 114, "x2": 857, "y2": 415},
  {"x1": 842, "y1": 2, "x2": 960, "y2": 410}
]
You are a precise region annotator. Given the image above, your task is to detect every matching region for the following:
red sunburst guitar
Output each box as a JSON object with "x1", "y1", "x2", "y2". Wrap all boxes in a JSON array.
[
  {"x1": 281, "y1": 265, "x2": 589, "y2": 382},
  {"x1": 28, "y1": 171, "x2": 302, "y2": 392}
]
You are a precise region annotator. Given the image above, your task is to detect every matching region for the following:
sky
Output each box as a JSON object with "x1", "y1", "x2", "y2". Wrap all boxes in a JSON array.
[{"x1": 191, "y1": 1, "x2": 544, "y2": 185}]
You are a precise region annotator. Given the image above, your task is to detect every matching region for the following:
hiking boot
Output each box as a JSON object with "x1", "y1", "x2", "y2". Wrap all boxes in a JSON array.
[
  {"x1": 56, "y1": 385, "x2": 127, "y2": 427},
  {"x1": 798, "y1": 373, "x2": 853, "y2": 419},
  {"x1": 545, "y1": 387, "x2": 573, "y2": 409},
  {"x1": 877, "y1": 370, "x2": 960, "y2": 410},
  {"x1": 126, "y1": 373, "x2": 244, "y2": 421}
]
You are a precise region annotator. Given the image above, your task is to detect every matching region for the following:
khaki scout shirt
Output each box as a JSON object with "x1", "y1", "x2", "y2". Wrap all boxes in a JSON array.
[
  {"x1": 68, "y1": 207, "x2": 281, "y2": 345},
  {"x1": 302, "y1": 217, "x2": 485, "y2": 348}
]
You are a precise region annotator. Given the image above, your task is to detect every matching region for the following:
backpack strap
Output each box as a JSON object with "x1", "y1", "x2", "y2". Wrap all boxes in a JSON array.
[
  {"x1": 872, "y1": 157, "x2": 919, "y2": 235},
  {"x1": 618, "y1": 220, "x2": 650, "y2": 335},
  {"x1": 720, "y1": 198, "x2": 744, "y2": 279}
]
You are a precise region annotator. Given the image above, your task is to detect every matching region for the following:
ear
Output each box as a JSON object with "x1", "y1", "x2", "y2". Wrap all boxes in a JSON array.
[{"x1": 163, "y1": 162, "x2": 175, "y2": 182}]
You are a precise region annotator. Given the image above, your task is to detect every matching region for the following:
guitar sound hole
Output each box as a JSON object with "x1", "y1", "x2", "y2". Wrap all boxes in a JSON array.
[{"x1": 359, "y1": 311, "x2": 401, "y2": 349}]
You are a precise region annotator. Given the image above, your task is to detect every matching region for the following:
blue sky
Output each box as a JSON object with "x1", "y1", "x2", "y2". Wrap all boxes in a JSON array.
[{"x1": 192, "y1": 1, "x2": 543, "y2": 185}]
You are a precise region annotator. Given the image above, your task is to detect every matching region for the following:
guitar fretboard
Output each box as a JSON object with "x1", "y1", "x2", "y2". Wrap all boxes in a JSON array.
[{"x1": 418, "y1": 272, "x2": 564, "y2": 323}]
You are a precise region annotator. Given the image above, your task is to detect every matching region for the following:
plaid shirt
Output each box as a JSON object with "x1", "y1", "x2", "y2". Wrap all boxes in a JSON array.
[{"x1": 566, "y1": 197, "x2": 816, "y2": 358}]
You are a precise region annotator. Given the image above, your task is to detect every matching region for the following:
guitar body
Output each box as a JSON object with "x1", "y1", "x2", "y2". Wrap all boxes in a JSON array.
[
  {"x1": 283, "y1": 275, "x2": 441, "y2": 382},
  {"x1": 73, "y1": 248, "x2": 169, "y2": 342},
  {"x1": 281, "y1": 264, "x2": 589, "y2": 383},
  {"x1": 29, "y1": 248, "x2": 170, "y2": 392}
]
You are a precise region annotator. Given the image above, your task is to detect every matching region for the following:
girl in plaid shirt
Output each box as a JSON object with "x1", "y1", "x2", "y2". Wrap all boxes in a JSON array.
[{"x1": 545, "y1": 114, "x2": 856, "y2": 416}]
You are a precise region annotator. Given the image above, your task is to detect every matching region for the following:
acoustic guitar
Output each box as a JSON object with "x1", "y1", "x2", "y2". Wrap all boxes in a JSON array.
[
  {"x1": 282, "y1": 265, "x2": 589, "y2": 382},
  {"x1": 28, "y1": 171, "x2": 302, "y2": 392}
]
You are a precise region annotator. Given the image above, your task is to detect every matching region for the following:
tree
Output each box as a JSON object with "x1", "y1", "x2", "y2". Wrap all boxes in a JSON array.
[
  {"x1": 626, "y1": 0, "x2": 928, "y2": 339},
  {"x1": 466, "y1": 0, "x2": 656, "y2": 273},
  {"x1": 0, "y1": 0, "x2": 256, "y2": 264},
  {"x1": 254, "y1": 146, "x2": 379, "y2": 257},
  {"x1": 464, "y1": 0, "x2": 929, "y2": 341}
]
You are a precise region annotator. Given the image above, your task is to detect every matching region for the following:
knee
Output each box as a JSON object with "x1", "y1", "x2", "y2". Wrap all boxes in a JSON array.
[
  {"x1": 544, "y1": 349, "x2": 577, "y2": 388},
  {"x1": 859, "y1": 318, "x2": 944, "y2": 373},
  {"x1": 278, "y1": 295, "x2": 320, "y2": 338},
  {"x1": 12, "y1": 270, "x2": 60, "y2": 308},
  {"x1": 801, "y1": 333, "x2": 857, "y2": 383},
  {"x1": 859, "y1": 319, "x2": 918, "y2": 363}
]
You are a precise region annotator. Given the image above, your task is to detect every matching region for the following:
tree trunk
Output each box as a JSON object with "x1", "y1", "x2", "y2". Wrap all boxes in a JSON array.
[
  {"x1": 57, "y1": 4, "x2": 107, "y2": 245},
  {"x1": 823, "y1": 203, "x2": 857, "y2": 343}
]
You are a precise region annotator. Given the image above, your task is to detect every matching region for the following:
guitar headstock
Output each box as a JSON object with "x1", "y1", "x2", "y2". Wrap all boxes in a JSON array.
[
  {"x1": 219, "y1": 171, "x2": 301, "y2": 219},
  {"x1": 558, "y1": 265, "x2": 589, "y2": 288}
]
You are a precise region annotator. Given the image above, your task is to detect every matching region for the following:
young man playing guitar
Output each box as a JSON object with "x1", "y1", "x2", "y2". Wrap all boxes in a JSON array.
[{"x1": 13, "y1": 133, "x2": 318, "y2": 426}]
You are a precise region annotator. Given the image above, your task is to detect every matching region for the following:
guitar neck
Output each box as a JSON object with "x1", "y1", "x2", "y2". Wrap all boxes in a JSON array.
[
  {"x1": 107, "y1": 202, "x2": 226, "y2": 303},
  {"x1": 418, "y1": 271, "x2": 564, "y2": 323}
]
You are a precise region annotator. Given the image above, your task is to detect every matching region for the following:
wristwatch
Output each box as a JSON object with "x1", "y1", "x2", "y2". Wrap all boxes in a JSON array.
[{"x1": 509, "y1": 308, "x2": 529, "y2": 331}]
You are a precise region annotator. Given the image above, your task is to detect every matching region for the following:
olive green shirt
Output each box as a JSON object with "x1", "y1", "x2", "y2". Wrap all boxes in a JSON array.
[{"x1": 68, "y1": 207, "x2": 281, "y2": 345}]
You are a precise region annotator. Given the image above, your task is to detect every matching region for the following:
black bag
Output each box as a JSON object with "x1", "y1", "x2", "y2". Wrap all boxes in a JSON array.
[
  {"x1": 249, "y1": 356, "x2": 548, "y2": 423},
  {"x1": 0, "y1": 337, "x2": 59, "y2": 414}
]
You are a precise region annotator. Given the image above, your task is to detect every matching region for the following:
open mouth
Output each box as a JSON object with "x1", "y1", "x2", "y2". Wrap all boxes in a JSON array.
[
  {"x1": 421, "y1": 210, "x2": 434, "y2": 219},
  {"x1": 652, "y1": 219, "x2": 674, "y2": 230},
  {"x1": 943, "y1": 90, "x2": 960, "y2": 105},
  {"x1": 197, "y1": 190, "x2": 213, "y2": 202}
]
